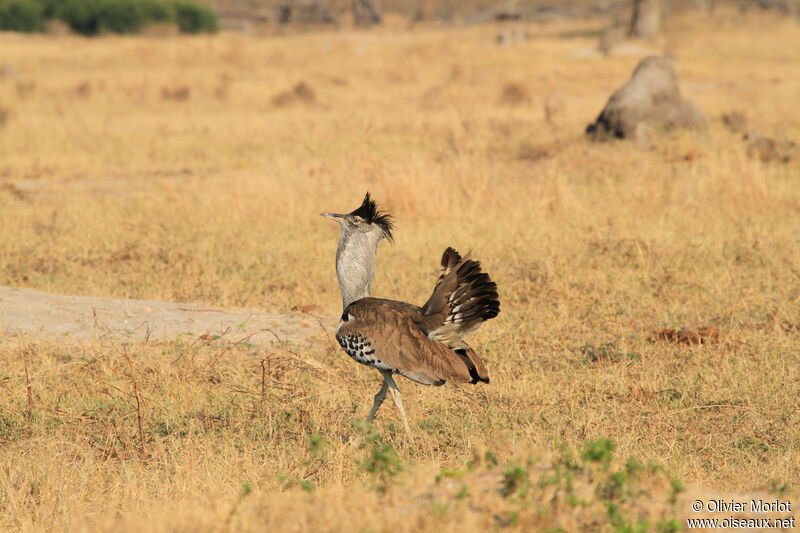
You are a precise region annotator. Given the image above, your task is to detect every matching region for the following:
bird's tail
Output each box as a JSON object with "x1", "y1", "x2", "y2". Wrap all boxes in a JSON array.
[{"x1": 421, "y1": 247, "x2": 500, "y2": 345}]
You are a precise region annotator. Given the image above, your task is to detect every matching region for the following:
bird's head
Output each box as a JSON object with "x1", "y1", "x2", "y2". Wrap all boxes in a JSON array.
[{"x1": 321, "y1": 192, "x2": 394, "y2": 242}]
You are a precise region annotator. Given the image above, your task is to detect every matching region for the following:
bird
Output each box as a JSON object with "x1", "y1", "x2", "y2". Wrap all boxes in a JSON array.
[{"x1": 321, "y1": 193, "x2": 500, "y2": 434}]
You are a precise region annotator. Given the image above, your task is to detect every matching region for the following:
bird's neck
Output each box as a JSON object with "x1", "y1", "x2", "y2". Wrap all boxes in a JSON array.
[{"x1": 336, "y1": 231, "x2": 380, "y2": 309}]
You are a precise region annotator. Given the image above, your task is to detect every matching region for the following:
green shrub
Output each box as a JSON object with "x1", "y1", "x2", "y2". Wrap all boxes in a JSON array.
[
  {"x1": 38, "y1": 0, "x2": 61, "y2": 18},
  {"x1": 55, "y1": 0, "x2": 107, "y2": 35},
  {"x1": 583, "y1": 438, "x2": 616, "y2": 464},
  {"x1": 55, "y1": 0, "x2": 180, "y2": 36},
  {"x1": 37, "y1": 0, "x2": 214, "y2": 36},
  {"x1": 141, "y1": 0, "x2": 175, "y2": 24},
  {"x1": 173, "y1": 1, "x2": 217, "y2": 34},
  {"x1": 0, "y1": 0, "x2": 43, "y2": 32},
  {"x1": 95, "y1": 0, "x2": 148, "y2": 34}
]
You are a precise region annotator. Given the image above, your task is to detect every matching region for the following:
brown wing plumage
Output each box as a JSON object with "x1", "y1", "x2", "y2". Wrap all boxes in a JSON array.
[
  {"x1": 337, "y1": 298, "x2": 477, "y2": 385},
  {"x1": 421, "y1": 247, "x2": 500, "y2": 345},
  {"x1": 335, "y1": 247, "x2": 499, "y2": 386}
]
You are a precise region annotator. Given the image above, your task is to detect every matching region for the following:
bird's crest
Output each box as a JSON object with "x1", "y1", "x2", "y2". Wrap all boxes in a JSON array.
[{"x1": 350, "y1": 192, "x2": 394, "y2": 241}]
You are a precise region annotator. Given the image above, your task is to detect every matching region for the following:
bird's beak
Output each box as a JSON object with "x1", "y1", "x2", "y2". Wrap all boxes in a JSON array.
[{"x1": 321, "y1": 212, "x2": 345, "y2": 221}]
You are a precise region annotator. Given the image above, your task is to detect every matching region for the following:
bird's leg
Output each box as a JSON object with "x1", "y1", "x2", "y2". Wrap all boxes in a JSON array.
[
  {"x1": 366, "y1": 376, "x2": 388, "y2": 424},
  {"x1": 384, "y1": 372, "x2": 411, "y2": 435}
]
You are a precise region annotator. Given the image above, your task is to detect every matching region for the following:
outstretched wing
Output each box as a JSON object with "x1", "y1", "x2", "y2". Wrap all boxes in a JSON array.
[{"x1": 420, "y1": 247, "x2": 500, "y2": 346}]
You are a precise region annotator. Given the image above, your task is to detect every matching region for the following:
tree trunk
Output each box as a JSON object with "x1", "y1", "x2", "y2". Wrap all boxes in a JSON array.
[
  {"x1": 353, "y1": 0, "x2": 382, "y2": 27},
  {"x1": 628, "y1": 0, "x2": 661, "y2": 38},
  {"x1": 412, "y1": 0, "x2": 435, "y2": 23},
  {"x1": 274, "y1": 1, "x2": 337, "y2": 26}
]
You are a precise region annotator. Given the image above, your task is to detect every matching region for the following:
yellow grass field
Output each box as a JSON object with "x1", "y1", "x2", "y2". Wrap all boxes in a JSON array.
[{"x1": 1, "y1": 8, "x2": 799, "y2": 532}]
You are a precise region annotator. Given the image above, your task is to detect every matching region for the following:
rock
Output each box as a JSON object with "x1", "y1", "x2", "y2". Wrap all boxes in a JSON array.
[
  {"x1": 586, "y1": 56, "x2": 705, "y2": 141},
  {"x1": 498, "y1": 81, "x2": 530, "y2": 106},
  {"x1": 721, "y1": 111, "x2": 749, "y2": 134},
  {"x1": 744, "y1": 131, "x2": 798, "y2": 163},
  {"x1": 271, "y1": 82, "x2": 316, "y2": 107}
]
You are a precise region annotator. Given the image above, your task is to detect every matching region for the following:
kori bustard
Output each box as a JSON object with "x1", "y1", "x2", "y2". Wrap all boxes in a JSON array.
[{"x1": 321, "y1": 193, "x2": 500, "y2": 434}]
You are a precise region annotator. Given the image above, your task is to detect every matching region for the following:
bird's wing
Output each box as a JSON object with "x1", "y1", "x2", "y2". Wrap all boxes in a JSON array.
[
  {"x1": 419, "y1": 247, "x2": 500, "y2": 344},
  {"x1": 337, "y1": 298, "x2": 483, "y2": 385},
  {"x1": 419, "y1": 247, "x2": 464, "y2": 326}
]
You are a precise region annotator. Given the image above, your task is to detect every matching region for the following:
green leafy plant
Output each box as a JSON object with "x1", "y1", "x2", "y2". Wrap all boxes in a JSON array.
[
  {"x1": 501, "y1": 464, "x2": 530, "y2": 498},
  {"x1": 141, "y1": 0, "x2": 174, "y2": 24},
  {"x1": 1, "y1": 0, "x2": 217, "y2": 36},
  {"x1": 583, "y1": 438, "x2": 616, "y2": 465},
  {"x1": 0, "y1": 0, "x2": 43, "y2": 32},
  {"x1": 357, "y1": 430, "x2": 402, "y2": 492},
  {"x1": 37, "y1": 0, "x2": 60, "y2": 17},
  {"x1": 53, "y1": 0, "x2": 215, "y2": 36},
  {"x1": 279, "y1": 432, "x2": 328, "y2": 492},
  {"x1": 54, "y1": 0, "x2": 127, "y2": 36},
  {"x1": 173, "y1": 1, "x2": 216, "y2": 34}
]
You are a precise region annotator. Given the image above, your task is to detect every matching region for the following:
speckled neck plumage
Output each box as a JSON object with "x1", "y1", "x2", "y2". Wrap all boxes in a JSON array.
[{"x1": 336, "y1": 230, "x2": 381, "y2": 309}]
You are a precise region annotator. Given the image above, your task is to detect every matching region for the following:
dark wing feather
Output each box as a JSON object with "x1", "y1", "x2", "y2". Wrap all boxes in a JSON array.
[{"x1": 420, "y1": 247, "x2": 500, "y2": 344}]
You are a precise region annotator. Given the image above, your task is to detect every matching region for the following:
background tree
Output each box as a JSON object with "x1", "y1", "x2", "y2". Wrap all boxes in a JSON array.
[
  {"x1": 353, "y1": 0, "x2": 381, "y2": 26},
  {"x1": 628, "y1": 0, "x2": 661, "y2": 38}
]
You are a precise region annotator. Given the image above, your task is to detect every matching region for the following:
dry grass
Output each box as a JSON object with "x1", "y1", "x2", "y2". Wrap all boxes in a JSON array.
[{"x1": 1, "y1": 8, "x2": 800, "y2": 532}]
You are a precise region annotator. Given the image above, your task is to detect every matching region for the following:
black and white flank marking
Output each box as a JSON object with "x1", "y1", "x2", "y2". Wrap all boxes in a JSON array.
[
  {"x1": 336, "y1": 331, "x2": 389, "y2": 370},
  {"x1": 335, "y1": 312, "x2": 391, "y2": 371}
]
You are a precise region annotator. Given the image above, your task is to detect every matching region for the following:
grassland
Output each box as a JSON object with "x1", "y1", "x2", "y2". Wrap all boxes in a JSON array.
[{"x1": 1, "y1": 8, "x2": 799, "y2": 532}]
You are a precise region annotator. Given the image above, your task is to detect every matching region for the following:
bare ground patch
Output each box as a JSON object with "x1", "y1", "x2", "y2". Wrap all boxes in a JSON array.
[{"x1": 0, "y1": 285, "x2": 326, "y2": 348}]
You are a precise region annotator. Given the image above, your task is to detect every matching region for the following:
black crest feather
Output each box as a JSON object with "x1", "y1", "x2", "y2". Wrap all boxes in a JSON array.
[{"x1": 350, "y1": 192, "x2": 394, "y2": 241}]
